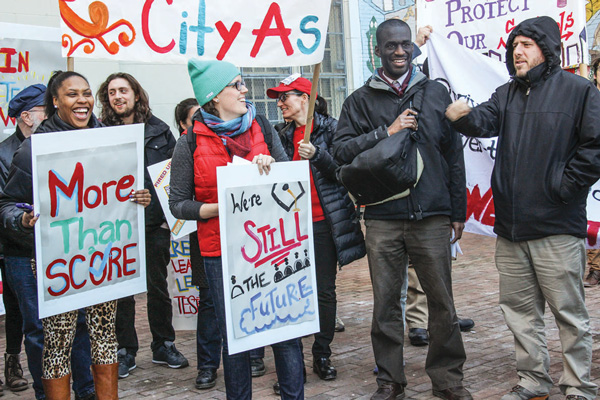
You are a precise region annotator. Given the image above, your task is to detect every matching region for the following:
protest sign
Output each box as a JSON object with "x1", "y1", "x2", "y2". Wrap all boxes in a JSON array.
[
  {"x1": 148, "y1": 159, "x2": 197, "y2": 240},
  {"x1": 58, "y1": 0, "x2": 332, "y2": 66},
  {"x1": 217, "y1": 161, "x2": 318, "y2": 354},
  {"x1": 167, "y1": 236, "x2": 199, "y2": 331},
  {"x1": 417, "y1": 0, "x2": 588, "y2": 68},
  {"x1": 427, "y1": 31, "x2": 600, "y2": 247},
  {"x1": 0, "y1": 23, "x2": 64, "y2": 134},
  {"x1": 32, "y1": 124, "x2": 146, "y2": 318},
  {"x1": 0, "y1": 275, "x2": 4, "y2": 316}
]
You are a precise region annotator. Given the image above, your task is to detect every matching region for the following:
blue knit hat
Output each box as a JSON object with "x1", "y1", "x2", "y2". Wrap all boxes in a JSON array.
[
  {"x1": 8, "y1": 84, "x2": 46, "y2": 118},
  {"x1": 188, "y1": 59, "x2": 241, "y2": 106}
]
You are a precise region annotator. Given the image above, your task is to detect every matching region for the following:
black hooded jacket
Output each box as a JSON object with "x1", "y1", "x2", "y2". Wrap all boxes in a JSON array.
[{"x1": 452, "y1": 16, "x2": 600, "y2": 241}]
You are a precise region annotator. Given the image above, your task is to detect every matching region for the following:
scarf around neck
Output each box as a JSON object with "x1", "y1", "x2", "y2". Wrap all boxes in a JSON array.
[{"x1": 201, "y1": 101, "x2": 257, "y2": 158}]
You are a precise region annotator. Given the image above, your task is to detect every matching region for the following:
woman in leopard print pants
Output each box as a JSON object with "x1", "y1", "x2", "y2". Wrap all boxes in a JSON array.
[{"x1": 2, "y1": 70, "x2": 151, "y2": 399}]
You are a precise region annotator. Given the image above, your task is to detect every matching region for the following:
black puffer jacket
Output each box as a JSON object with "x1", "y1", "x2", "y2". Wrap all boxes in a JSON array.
[
  {"x1": 452, "y1": 16, "x2": 600, "y2": 242},
  {"x1": 333, "y1": 69, "x2": 466, "y2": 223},
  {"x1": 277, "y1": 112, "x2": 365, "y2": 267},
  {"x1": 0, "y1": 113, "x2": 103, "y2": 257},
  {"x1": 142, "y1": 115, "x2": 176, "y2": 229}
]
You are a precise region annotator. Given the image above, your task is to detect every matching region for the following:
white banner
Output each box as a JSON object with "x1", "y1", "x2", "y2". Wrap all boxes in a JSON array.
[
  {"x1": 417, "y1": 0, "x2": 588, "y2": 68},
  {"x1": 147, "y1": 159, "x2": 197, "y2": 240},
  {"x1": 167, "y1": 236, "x2": 199, "y2": 331},
  {"x1": 217, "y1": 161, "x2": 319, "y2": 354},
  {"x1": 32, "y1": 125, "x2": 147, "y2": 318},
  {"x1": 0, "y1": 23, "x2": 64, "y2": 134},
  {"x1": 427, "y1": 32, "x2": 600, "y2": 247},
  {"x1": 58, "y1": 0, "x2": 332, "y2": 66}
]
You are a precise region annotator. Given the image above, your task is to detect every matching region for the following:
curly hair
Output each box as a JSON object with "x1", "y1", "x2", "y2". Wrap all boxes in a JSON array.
[{"x1": 97, "y1": 72, "x2": 151, "y2": 125}]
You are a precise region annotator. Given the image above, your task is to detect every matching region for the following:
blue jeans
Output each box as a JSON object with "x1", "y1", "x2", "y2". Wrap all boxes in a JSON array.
[
  {"x1": 4, "y1": 256, "x2": 95, "y2": 399},
  {"x1": 203, "y1": 256, "x2": 304, "y2": 400}
]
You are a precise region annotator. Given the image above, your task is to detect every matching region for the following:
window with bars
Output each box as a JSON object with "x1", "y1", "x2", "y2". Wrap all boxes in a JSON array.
[{"x1": 241, "y1": 1, "x2": 347, "y2": 124}]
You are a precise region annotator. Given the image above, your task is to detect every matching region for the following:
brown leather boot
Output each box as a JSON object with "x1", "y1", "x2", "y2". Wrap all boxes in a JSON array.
[
  {"x1": 91, "y1": 363, "x2": 118, "y2": 400},
  {"x1": 41, "y1": 374, "x2": 71, "y2": 400},
  {"x1": 5, "y1": 353, "x2": 28, "y2": 392}
]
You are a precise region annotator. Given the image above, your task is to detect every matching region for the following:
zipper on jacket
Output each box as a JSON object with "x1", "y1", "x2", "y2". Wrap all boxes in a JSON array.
[
  {"x1": 511, "y1": 84, "x2": 530, "y2": 240},
  {"x1": 526, "y1": 87, "x2": 530, "y2": 96}
]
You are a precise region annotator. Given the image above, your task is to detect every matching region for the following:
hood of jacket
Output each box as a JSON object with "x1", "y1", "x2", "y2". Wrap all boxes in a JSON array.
[
  {"x1": 506, "y1": 16, "x2": 562, "y2": 83},
  {"x1": 367, "y1": 66, "x2": 427, "y2": 95}
]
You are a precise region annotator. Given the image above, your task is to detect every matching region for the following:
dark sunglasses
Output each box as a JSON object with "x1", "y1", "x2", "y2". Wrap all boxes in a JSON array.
[
  {"x1": 277, "y1": 91, "x2": 304, "y2": 102},
  {"x1": 225, "y1": 80, "x2": 247, "y2": 91}
]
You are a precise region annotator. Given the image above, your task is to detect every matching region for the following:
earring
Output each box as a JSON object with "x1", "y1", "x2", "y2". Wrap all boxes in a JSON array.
[
  {"x1": 54, "y1": 105, "x2": 57, "y2": 108},
  {"x1": 214, "y1": 98, "x2": 219, "y2": 103}
]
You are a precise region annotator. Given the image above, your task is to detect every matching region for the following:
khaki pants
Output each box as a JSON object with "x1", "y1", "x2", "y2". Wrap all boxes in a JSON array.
[
  {"x1": 587, "y1": 249, "x2": 600, "y2": 272},
  {"x1": 495, "y1": 235, "x2": 597, "y2": 399},
  {"x1": 406, "y1": 266, "x2": 428, "y2": 330}
]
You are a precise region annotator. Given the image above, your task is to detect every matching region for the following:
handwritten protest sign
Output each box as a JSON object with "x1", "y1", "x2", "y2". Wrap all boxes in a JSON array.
[
  {"x1": 148, "y1": 159, "x2": 197, "y2": 240},
  {"x1": 58, "y1": 0, "x2": 332, "y2": 67},
  {"x1": 417, "y1": 0, "x2": 588, "y2": 68},
  {"x1": 32, "y1": 125, "x2": 146, "y2": 318},
  {"x1": 217, "y1": 161, "x2": 318, "y2": 354},
  {"x1": 0, "y1": 23, "x2": 64, "y2": 134},
  {"x1": 427, "y1": 31, "x2": 600, "y2": 247},
  {"x1": 167, "y1": 236, "x2": 199, "y2": 331}
]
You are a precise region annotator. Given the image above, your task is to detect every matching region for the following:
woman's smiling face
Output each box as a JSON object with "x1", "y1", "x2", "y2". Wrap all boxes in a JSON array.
[{"x1": 54, "y1": 76, "x2": 94, "y2": 129}]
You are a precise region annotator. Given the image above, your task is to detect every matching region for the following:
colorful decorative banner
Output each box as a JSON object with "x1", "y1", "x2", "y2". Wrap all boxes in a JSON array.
[
  {"x1": 217, "y1": 161, "x2": 318, "y2": 354},
  {"x1": 417, "y1": 0, "x2": 589, "y2": 68},
  {"x1": 147, "y1": 159, "x2": 197, "y2": 240},
  {"x1": 427, "y1": 31, "x2": 600, "y2": 248},
  {"x1": 58, "y1": 0, "x2": 332, "y2": 66},
  {"x1": 0, "y1": 23, "x2": 64, "y2": 134},
  {"x1": 167, "y1": 236, "x2": 199, "y2": 331},
  {"x1": 32, "y1": 125, "x2": 147, "y2": 318}
]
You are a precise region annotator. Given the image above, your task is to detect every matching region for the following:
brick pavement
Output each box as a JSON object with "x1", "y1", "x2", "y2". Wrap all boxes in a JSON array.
[{"x1": 1, "y1": 232, "x2": 599, "y2": 399}]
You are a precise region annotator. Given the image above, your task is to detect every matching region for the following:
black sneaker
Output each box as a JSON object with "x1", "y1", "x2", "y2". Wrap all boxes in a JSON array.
[
  {"x1": 117, "y1": 349, "x2": 136, "y2": 379},
  {"x1": 152, "y1": 341, "x2": 189, "y2": 369},
  {"x1": 250, "y1": 358, "x2": 266, "y2": 377}
]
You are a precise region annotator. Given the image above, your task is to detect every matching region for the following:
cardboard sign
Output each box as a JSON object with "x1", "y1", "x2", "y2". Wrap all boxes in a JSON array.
[
  {"x1": 217, "y1": 161, "x2": 318, "y2": 354},
  {"x1": 147, "y1": 159, "x2": 197, "y2": 240},
  {"x1": 58, "y1": 0, "x2": 332, "y2": 66},
  {"x1": 0, "y1": 23, "x2": 64, "y2": 134},
  {"x1": 32, "y1": 124, "x2": 147, "y2": 318},
  {"x1": 168, "y1": 236, "x2": 199, "y2": 331},
  {"x1": 417, "y1": 0, "x2": 588, "y2": 68}
]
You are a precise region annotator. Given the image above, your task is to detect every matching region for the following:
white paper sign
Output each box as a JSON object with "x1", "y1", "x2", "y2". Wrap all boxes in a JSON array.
[
  {"x1": 58, "y1": 0, "x2": 332, "y2": 66},
  {"x1": 217, "y1": 161, "x2": 318, "y2": 354},
  {"x1": 0, "y1": 23, "x2": 64, "y2": 134},
  {"x1": 167, "y1": 236, "x2": 199, "y2": 331},
  {"x1": 417, "y1": 0, "x2": 588, "y2": 68},
  {"x1": 147, "y1": 159, "x2": 197, "y2": 240},
  {"x1": 32, "y1": 125, "x2": 147, "y2": 318}
]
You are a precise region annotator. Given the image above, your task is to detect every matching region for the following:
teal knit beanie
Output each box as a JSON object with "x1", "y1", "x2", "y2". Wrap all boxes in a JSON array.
[{"x1": 188, "y1": 59, "x2": 241, "y2": 106}]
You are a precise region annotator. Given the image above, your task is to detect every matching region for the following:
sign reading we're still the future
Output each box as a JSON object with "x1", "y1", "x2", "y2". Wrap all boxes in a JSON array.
[
  {"x1": 218, "y1": 161, "x2": 319, "y2": 354},
  {"x1": 32, "y1": 125, "x2": 146, "y2": 318},
  {"x1": 58, "y1": 0, "x2": 332, "y2": 66}
]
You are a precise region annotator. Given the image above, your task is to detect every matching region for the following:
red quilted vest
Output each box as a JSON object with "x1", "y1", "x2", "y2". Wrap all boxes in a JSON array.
[{"x1": 192, "y1": 119, "x2": 270, "y2": 257}]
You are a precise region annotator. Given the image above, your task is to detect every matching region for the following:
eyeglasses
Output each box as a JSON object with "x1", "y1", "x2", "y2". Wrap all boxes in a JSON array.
[
  {"x1": 277, "y1": 92, "x2": 304, "y2": 102},
  {"x1": 225, "y1": 80, "x2": 247, "y2": 91}
]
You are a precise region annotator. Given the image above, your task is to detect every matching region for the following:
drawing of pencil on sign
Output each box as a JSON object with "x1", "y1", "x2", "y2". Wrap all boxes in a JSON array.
[{"x1": 217, "y1": 161, "x2": 319, "y2": 354}]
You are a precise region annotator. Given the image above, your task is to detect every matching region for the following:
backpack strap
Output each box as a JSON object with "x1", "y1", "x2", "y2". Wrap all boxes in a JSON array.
[
  {"x1": 184, "y1": 125, "x2": 197, "y2": 155},
  {"x1": 255, "y1": 114, "x2": 273, "y2": 154}
]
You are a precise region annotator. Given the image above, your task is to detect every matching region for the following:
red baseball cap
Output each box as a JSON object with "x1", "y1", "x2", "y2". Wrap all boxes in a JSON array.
[{"x1": 266, "y1": 73, "x2": 315, "y2": 98}]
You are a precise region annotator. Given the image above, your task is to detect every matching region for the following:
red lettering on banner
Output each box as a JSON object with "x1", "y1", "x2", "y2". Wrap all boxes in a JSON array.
[
  {"x1": 0, "y1": 108, "x2": 16, "y2": 127},
  {"x1": 250, "y1": 2, "x2": 293, "y2": 57},
  {"x1": 142, "y1": 0, "x2": 175, "y2": 54},
  {"x1": 0, "y1": 48, "x2": 17, "y2": 73},
  {"x1": 588, "y1": 221, "x2": 600, "y2": 247},
  {"x1": 49, "y1": 162, "x2": 84, "y2": 218},
  {"x1": 215, "y1": 21, "x2": 241, "y2": 60},
  {"x1": 17, "y1": 51, "x2": 29, "y2": 73},
  {"x1": 466, "y1": 185, "x2": 495, "y2": 227}
]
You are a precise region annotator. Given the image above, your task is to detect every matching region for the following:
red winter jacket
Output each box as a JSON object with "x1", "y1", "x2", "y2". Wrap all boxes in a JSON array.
[{"x1": 192, "y1": 120, "x2": 270, "y2": 256}]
